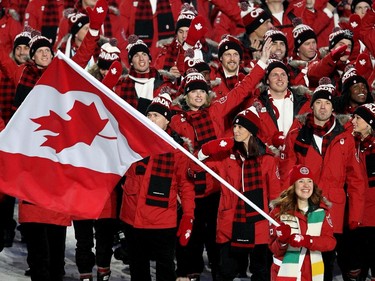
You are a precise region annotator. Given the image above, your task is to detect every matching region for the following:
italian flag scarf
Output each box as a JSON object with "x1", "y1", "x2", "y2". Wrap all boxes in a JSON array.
[{"x1": 277, "y1": 208, "x2": 325, "y2": 281}]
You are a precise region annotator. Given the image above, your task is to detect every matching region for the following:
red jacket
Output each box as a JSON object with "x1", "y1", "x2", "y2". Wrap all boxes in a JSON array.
[
  {"x1": 0, "y1": 9, "x2": 22, "y2": 56},
  {"x1": 120, "y1": 149, "x2": 195, "y2": 229},
  {"x1": 303, "y1": 0, "x2": 334, "y2": 49},
  {"x1": 269, "y1": 203, "x2": 336, "y2": 281},
  {"x1": 170, "y1": 62, "x2": 267, "y2": 196},
  {"x1": 357, "y1": 135, "x2": 375, "y2": 227},
  {"x1": 214, "y1": 151, "x2": 281, "y2": 244},
  {"x1": 264, "y1": 0, "x2": 306, "y2": 57},
  {"x1": 245, "y1": 88, "x2": 311, "y2": 147},
  {"x1": 210, "y1": 6, "x2": 245, "y2": 43},
  {"x1": 24, "y1": 0, "x2": 64, "y2": 32},
  {"x1": 280, "y1": 115, "x2": 366, "y2": 233}
]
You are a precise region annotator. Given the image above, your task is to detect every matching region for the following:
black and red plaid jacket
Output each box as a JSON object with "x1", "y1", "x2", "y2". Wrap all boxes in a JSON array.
[
  {"x1": 42, "y1": 0, "x2": 59, "y2": 27},
  {"x1": 13, "y1": 63, "x2": 45, "y2": 108},
  {"x1": 0, "y1": 73, "x2": 16, "y2": 124}
]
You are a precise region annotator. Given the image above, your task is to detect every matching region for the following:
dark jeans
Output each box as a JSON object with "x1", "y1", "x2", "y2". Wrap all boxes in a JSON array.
[
  {"x1": 22, "y1": 222, "x2": 67, "y2": 281},
  {"x1": 323, "y1": 233, "x2": 346, "y2": 281},
  {"x1": 218, "y1": 242, "x2": 271, "y2": 281},
  {"x1": 347, "y1": 227, "x2": 375, "y2": 280},
  {"x1": 73, "y1": 218, "x2": 116, "y2": 273},
  {"x1": 176, "y1": 192, "x2": 220, "y2": 279},
  {"x1": 124, "y1": 223, "x2": 177, "y2": 281}
]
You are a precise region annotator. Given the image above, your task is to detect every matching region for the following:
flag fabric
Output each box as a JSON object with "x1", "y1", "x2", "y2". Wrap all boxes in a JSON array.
[{"x1": 0, "y1": 51, "x2": 178, "y2": 218}]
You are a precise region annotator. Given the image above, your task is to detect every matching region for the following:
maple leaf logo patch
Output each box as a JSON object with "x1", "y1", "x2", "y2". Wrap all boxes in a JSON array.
[
  {"x1": 31, "y1": 101, "x2": 113, "y2": 153},
  {"x1": 96, "y1": 6, "x2": 104, "y2": 14},
  {"x1": 350, "y1": 21, "x2": 358, "y2": 28},
  {"x1": 195, "y1": 23, "x2": 203, "y2": 30}
]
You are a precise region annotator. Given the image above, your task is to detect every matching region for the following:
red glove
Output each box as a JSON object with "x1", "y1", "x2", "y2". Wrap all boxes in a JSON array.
[
  {"x1": 102, "y1": 61, "x2": 122, "y2": 89},
  {"x1": 349, "y1": 14, "x2": 361, "y2": 39},
  {"x1": 356, "y1": 53, "x2": 373, "y2": 79},
  {"x1": 201, "y1": 138, "x2": 234, "y2": 157},
  {"x1": 330, "y1": 44, "x2": 348, "y2": 61},
  {"x1": 86, "y1": 0, "x2": 108, "y2": 30},
  {"x1": 348, "y1": 221, "x2": 360, "y2": 230},
  {"x1": 275, "y1": 223, "x2": 291, "y2": 244},
  {"x1": 272, "y1": 131, "x2": 285, "y2": 149},
  {"x1": 289, "y1": 234, "x2": 313, "y2": 249},
  {"x1": 185, "y1": 15, "x2": 208, "y2": 46},
  {"x1": 177, "y1": 215, "x2": 193, "y2": 246}
]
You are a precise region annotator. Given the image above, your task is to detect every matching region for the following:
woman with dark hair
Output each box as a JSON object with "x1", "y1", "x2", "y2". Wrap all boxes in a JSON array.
[
  {"x1": 347, "y1": 103, "x2": 375, "y2": 281},
  {"x1": 268, "y1": 165, "x2": 336, "y2": 281},
  {"x1": 196, "y1": 106, "x2": 281, "y2": 281},
  {"x1": 171, "y1": 39, "x2": 273, "y2": 281}
]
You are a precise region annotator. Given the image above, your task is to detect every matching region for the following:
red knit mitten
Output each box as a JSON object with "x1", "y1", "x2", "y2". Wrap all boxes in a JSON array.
[
  {"x1": 185, "y1": 15, "x2": 208, "y2": 46},
  {"x1": 330, "y1": 44, "x2": 348, "y2": 61},
  {"x1": 272, "y1": 131, "x2": 285, "y2": 149},
  {"x1": 177, "y1": 215, "x2": 194, "y2": 246},
  {"x1": 102, "y1": 61, "x2": 122, "y2": 89},
  {"x1": 289, "y1": 234, "x2": 313, "y2": 249},
  {"x1": 86, "y1": 0, "x2": 108, "y2": 30},
  {"x1": 356, "y1": 53, "x2": 373, "y2": 79},
  {"x1": 201, "y1": 138, "x2": 234, "y2": 157},
  {"x1": 275, "y1": 223, "x2": 291, "y2": 244}
]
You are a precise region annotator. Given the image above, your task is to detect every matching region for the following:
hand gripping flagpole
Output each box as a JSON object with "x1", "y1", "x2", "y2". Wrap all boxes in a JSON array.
[{"x1": 173, "y1": 142, "x2": 280, "y2": 227}]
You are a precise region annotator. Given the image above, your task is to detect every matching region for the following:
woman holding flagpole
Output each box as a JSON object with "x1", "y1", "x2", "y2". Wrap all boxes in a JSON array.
[
  {"x1": 195, "y1": 106, "x2": 281, "y2": 281},
  {"x1": 268, "y1": 165, "x2": 336, "y2": 281}
]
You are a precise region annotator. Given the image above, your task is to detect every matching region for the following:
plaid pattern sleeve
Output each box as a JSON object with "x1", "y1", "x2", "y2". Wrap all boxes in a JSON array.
[
  {"x1": 13, "y1": 64, "x2": 44, "y2": 108},
  {"x1": 0, "y1": 74, "x2": 16, "y2": 124}
]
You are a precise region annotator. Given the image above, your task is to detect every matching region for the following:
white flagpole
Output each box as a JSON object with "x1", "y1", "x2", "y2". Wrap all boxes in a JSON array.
[
  {"x1": 57, "y1": 51, "x2": 279, "y2": 227},
  {"x1": 173, "y1": 141, "x2": 280, "y2": 227}
]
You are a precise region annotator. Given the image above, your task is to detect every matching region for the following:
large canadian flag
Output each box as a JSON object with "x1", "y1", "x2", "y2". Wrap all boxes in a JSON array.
[{"x1": 0, "y1": 51, "x2": 178, "y2": 218}]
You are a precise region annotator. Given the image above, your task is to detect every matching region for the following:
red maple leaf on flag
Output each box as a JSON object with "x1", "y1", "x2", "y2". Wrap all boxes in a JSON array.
[{"x1": 31, "y1": 101, "x2": 111, "y2": 153}]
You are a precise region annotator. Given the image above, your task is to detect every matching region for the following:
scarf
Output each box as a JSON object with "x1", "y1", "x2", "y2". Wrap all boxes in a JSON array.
[
  {"x1": 145, "y1": 152, "x2": 175, "y2": 208},
  {"x1": 231, "y1": 154, "x2": 264, "y2": 249},
  {"x1": 217, "y1": 67, "x2": 240, "y2": 91},
  {"x1": 134, "y1": 0, "x2": 175, "y2": 47},
  {"x1": 118, "y1": 67, "x2": 159, "y2": 109},
  {"x1": 162, "y1": 39, "x2": 182, "y2": 70},
  {"x1": 294, "y1": 114, "x2": 335, "y2": 157},
  {"x1": 183, "y1": 109, "x2": 216, "y2": 194},
  {"x1": 277, "y1": 209, "x2": 326, "y2": 281},
  {"x1": 185, "y1": 109, "x2": 217, "y2": 149},
  {"x1": 267, "y1": 90, "x2": 294, "y2": 133},
  {"x1": 356, "y1": 134, "x2": 375, "y2": 187}
]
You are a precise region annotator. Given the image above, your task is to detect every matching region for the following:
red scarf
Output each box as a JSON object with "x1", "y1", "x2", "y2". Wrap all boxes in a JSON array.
[
  {"x1": 145, "y1": 151, "x2": 175, "y2": 208},
  {"x1": 185, "y1": 109, "x2": 217, "y2": 149},
  {"x1": 117, "y1": 67, "x2": 159, "y2": 110},
  {"x1": 162, "y1": 39, "x2": 182, "y2": 70},
  {"x1": 296, "y1": 113, "x2": 335, "y2": 157},
  {"x1": 267, "y1": 90, "x2": 292, "y2": 120},
  {"x1": 134, "y1": 0, "x2": 175, "y2": 47},
  {"x1": 231, "y1": 152, "x2": 264, "y2": 249}
]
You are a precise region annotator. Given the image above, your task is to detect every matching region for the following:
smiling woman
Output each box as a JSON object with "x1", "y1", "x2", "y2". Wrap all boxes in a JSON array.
[{"x1": 269, "y1": 165, "x2": 336, "y2": 281}]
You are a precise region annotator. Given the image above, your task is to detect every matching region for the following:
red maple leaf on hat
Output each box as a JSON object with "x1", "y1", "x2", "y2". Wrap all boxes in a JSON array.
[{"x1": 31, "y1": 101, "x2": 111, "y2": 153}]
